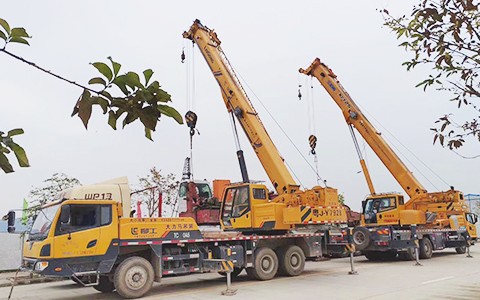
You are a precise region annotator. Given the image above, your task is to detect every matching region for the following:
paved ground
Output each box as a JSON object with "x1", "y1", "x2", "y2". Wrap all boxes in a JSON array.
[{"x1": 2, "y1": 248, "x2": 480, "y2": 300}]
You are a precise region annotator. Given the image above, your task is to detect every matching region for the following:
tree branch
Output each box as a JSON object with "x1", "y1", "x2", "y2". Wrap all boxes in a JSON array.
[{"x1": 0, "y1": 48, "x2": 99, "y2": 95}]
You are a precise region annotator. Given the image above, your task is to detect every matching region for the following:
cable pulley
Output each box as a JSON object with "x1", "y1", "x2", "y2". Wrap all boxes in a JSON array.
[
  {"x1": 181, "y1": 47, "x2": 186, "y2": 63},
  {"x1": 309, "y1": 134, "x2": 317, "y2": 155},
  {"x1": 185, "y1": 111, "x2": 198, "y2": 136}
]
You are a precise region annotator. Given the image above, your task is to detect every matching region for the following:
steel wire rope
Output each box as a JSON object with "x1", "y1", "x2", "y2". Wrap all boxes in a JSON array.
[
  {"x1": 234, "y1": 70, "x2": 327, "y2": 187},
  {"x1": 354, "y1": 100, "x2": 448, "y2": 190}
]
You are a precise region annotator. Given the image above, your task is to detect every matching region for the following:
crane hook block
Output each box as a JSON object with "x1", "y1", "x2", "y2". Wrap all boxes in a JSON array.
[
  {"x1": 309, "y1": 134, "x2": 317, "y2": 155},
  {"x1": 185, "y1": 111, "x2": 198, "y2": 136},
  {"x1": 181, "y1": 48, "x2": 186, "y2": 63}
]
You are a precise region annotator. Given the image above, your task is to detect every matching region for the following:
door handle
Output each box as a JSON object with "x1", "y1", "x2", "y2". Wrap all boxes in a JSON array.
[{"x1": 87, "y1": 239, "x2": 97, "y2": 248}]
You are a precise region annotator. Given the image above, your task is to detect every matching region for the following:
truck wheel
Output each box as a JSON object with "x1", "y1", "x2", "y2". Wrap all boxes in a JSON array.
[
  {"x1": 277, "y1": 245, "x2": 305, "y2": 276},
  {"x1": 364, "y1": 251, "x2": 381, "y2": 261},
  {"x1": 114, "y1": 256, "x2": 154, "y2": 299},
  {"x1": 352, "y1": 227, "x2": 370, "y2": 251},
  {"x1": 380, "y1": 250, "x2": 397, "y2": 260},
  {"x1": 250, "y1": 247, "x2": 278, "y2": 281},
  {"x1": 419, "y1": 238, "x2": 433, "y2": 259},
  {"x1": 93, "y1": 276, "x2": 115, "y2": 293},
  {"x1": 398, "y1": 248, "x2": 415, "y2": 261},
  {"x1": 218, "y1": 267, "x2": 243, "y2": 278},
  {"x1": 455, "y1": 246, "x2": 466, "y2": 254}
]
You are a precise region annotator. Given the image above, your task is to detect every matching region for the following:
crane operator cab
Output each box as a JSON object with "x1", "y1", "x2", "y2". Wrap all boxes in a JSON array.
[
  {"x1": 220, "y1": 183, "x2": 286, "y2": 232},
  {"x1": 362, "y1": 194, "x2": 404, "y2": 226}
]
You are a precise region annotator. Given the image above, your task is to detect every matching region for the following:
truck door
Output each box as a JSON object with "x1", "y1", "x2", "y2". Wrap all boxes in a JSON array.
[
  {"x1": 465, "y1": 213, "x2": 478, "y2": 240},
  {"x1": 52, "y1": 203, "x2": 117, "y2": 259},
  {"x1": 221, "y1": 186, "x2": 251, "y2": 229},
  {"x1": 363, "y1": 199, "x2": 378, "y2": 224}
]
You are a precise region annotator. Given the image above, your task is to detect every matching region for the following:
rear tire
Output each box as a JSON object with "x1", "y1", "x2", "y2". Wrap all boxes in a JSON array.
[
  {"x1": 352, "y1": 227, "x2": 371, "y2": 251},
  {"x1": 364, "y1": 250, "x2": 397, "y2": 261},
  {"x1": 114, "y1": 256, "x2": 154, "y2": 299},
  {"x1": 364, "y1": 251, "x2": 381, "y2": 261},
  {"x1": 277, "y1": 245, "x2": 305, "y2": 276},
  {"x1": 249, "y1": 247, "x2": 278, "y2": 281},
  {"x1": 455, "y1": 246, "x2": 466, "y2": 254},
  {"x1": 93, "y1": 275, "x2": 115, "y2": 293},
  {"x1": 419, "y1": 238, "x2": 433, "y2": 259}
]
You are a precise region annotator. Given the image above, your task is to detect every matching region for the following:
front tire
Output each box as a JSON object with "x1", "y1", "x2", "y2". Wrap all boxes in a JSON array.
[
  {"x1": 114, "y1": 256, "x2": 154, "y2": 299},
  {"x1": 398, "y1": 248, "x2": 416, "y2": 261},
  {"x1": 248, "y1": 247, "x2": 278, "y2": 281},
  {"x1": 455, "y1": 246, "x2": 466, "y2": 254},
  {"x1": 93, "y1": 275, "x2": 115, "y2": 293},
  {"x1": 218, "y1": 267, "x2": 244, "y2": 278}
]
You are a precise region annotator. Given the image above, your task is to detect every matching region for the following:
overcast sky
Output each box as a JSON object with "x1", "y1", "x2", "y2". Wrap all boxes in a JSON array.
[{"x1": 1, "y1": 1, "x2": 478, "y2": 214}]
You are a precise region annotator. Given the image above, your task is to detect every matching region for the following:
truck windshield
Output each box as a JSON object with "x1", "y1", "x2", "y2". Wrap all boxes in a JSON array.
[
  {"x1": 364, "y1": 197, "x2": 396, "y2": 213},
  {"x1": 29, "y1": 204, "x2": 59, "y2": 241}
]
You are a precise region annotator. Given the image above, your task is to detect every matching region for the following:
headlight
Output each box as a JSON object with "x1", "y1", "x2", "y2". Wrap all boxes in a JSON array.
[{"x1": 34, "y1": 261, "x2": 49, "y2": 271}]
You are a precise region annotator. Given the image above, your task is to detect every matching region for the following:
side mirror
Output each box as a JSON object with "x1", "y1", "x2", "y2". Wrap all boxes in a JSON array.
[
  {"x1": 60, "y1": 205, "x2": 70, "y2": 224},
  {"x1": 7, "y1": 211, "x2": 15, "y2": 233}
]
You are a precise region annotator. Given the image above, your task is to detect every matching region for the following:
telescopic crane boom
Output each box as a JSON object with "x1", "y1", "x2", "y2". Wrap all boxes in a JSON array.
[
  {"x1": 184, "y1": 21, "x2": 347, "y2": 231},
  {"x1": 300, "y1": 58, "x2": 476, "y2": 232},
  {"x1": 183, "y1": 20, "x2": 298, "y2": 196}
]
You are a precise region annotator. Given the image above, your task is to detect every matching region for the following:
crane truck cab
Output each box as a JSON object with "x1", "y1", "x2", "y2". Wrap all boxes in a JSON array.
[
  {"x1": 7, "y1": 177, "x2": 131, "y2": 277},
  {"x1": 177, "y1": 179, "x2": 213, "y2": 215}
]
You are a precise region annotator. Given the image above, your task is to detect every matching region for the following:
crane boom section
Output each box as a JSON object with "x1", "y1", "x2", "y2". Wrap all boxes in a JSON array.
[
  {"x1": 184, "y1": 20, "x2": 298, "y2": 195},
  {"x1": 300, "y1": 58, "x2": 426, "y2": 197}
]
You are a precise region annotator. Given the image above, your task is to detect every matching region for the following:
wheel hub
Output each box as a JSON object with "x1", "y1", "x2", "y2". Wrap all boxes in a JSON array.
[
  {"x1": 290, "y1": 254, "x2": 299, "y2": 268},
  {"x1": 261, "y1": 255, "x2": 274, "y2": 273},
  {"x1": 125, "y1": 266, "x2": 147, "y2": 290}
]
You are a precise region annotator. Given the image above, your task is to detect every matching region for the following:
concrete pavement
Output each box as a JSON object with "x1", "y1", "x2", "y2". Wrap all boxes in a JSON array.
[{"x1": 1, "y1": 248, "x2": 479, "y2": 300}]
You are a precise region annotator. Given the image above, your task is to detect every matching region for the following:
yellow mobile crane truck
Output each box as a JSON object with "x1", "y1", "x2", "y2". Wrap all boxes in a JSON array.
[
  {"x1": 6, "y1": 24, "x2": 350, "y2": 299},
  {"x1": 300, "y1": 58, "x2": 478, "y2": 261}
]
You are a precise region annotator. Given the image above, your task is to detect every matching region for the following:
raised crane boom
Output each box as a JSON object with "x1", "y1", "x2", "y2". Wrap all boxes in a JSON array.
[
  {"x1": 299, "y1": 58, "x2": 427, "y2": 198},
  {"x1": 183, "y1": 22, "x2": 347, "y2": 232},
  {"x1": 183, "y1": 20, "x2": 299, "y2": 195}
]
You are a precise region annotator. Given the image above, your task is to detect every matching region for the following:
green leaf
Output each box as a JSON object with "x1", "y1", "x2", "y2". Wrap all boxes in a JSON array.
[
  {"x1": 91, "y1": 62, "x2": 113, "y2": 81},
  {"x1": 124, "y1": 72, "x2": 143, "y2": 89},
  {"x1": 143, "y1": 69, "x2": 154, "y2": 86},
  {"x1": 0, "y1": 30, "x2": 6, "y2": 41},
  {"x1": 0, "y1": 153, "x2": 14, "y2": 173},
  {"x1": 0, "y1": 18, "x2": 10, "y2": 34},
  {"x1": 92, "y1": 96, "x2": 109, "y2": 114},
  {"x1": 7, "y1": 128, "x2": 24, "y2": 137},
  {"x1": 77, "y1": 90, "x2": 93, "y2": 129},
  {"x1": 108, "y1": 111, "x2": 117, "y2": 130},
  {"x1": 147, "y1": 80, "x2": 160, "y2": 92},
  {"x1": 107, "y1": 56, "x2": 121, "y2": 77},
  {"x1": 100, "y1": 90, "x2": 113, "y2": 100},
  {"x1": 9, "y1": 36, "x2": 29, "y2": 45},
  {"x1": 112, "y1": 75, "x2": 130, "y2": 95},
  {"x1": 88, "y1": 77, "x2": 107, "y2": 86},
  {"x1": 10, "y1": 27, "x2": 29, "y2": 38},
  {"x1": 6, "y1": 142, "x2": 29, "y2": 167},
  {"x1": 158, "y1": 105, "x2": 183, "y2": 124},
  {"x1": 122, "y1": 112, "x2": 138, "y2": 128},
  {"x1": 154, "y1": 89, "x2": 172, "y2": 103},
  {"x1": 144, "y1": 127, "x2": 153, "y2": 141},
  {"x1": 139, "y1": 106, "x2": 159, "y2": 131}
]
